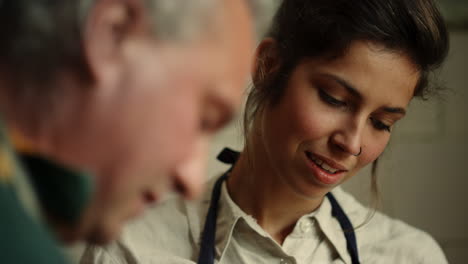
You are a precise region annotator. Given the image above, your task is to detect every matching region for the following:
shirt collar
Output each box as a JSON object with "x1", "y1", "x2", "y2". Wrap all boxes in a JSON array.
[
  {"x1": 315, "y1": 187, "x2": 368, "y2": 264},
  {"x1": 0, "y1": 117, "x2": 93, "y2": 226},
  {"x1": 0, "y1": 118, "x2": 94, "y2": 224},
  {"x1": 218, "y1": 180, "x2": 356, "y2": 263},
  {"x1": 185, "y1": 174, "x2": 360, "y2": 264},
  {"x1": 314, "y1": 187, "x2": 352, "y2": 264},
  {"x1": 0, "y1": 118, "x2": 42, "y2": 219},
  {"x1": 185, "y1": 175, "x2": 251, "y2": 259},
  {"x1": 19, "y1": 153, "x2": 94, "y2": 225}
]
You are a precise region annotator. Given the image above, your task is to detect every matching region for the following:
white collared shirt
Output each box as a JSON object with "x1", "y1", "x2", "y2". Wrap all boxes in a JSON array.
[{"x1": 81, "y1": 176, "x2": 448, "y2": 264}]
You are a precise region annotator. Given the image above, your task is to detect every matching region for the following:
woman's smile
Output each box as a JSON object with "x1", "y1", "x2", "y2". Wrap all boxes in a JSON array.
[{"x1": 304, "y1": 151, "x2": 348, "y2": 185}]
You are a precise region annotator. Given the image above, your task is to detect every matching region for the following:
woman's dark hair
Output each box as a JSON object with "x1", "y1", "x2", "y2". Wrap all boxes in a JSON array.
[{"x1": 243, "y1": 0, "x2": 449, "y2": 215}]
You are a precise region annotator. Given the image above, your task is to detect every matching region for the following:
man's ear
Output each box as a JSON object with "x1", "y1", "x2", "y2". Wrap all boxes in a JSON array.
[
  {"x1": 252, "y1": 38, "x2": 281, "y2": 85},
  {"x1": 82, "y1": 0, "x2": 145, "y2": 88}
]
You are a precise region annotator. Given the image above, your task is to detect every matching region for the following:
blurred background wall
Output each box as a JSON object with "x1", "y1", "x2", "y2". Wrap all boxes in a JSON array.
[{"x1": 206, "y1": 1, "x2": 468, "y2": 263}]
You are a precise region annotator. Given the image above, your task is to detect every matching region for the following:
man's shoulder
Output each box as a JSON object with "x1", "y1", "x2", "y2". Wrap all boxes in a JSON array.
[
  {"x1": 0, "y1": 123, "x2": 67, "y2": 263},
  {"x1": 0, "y1": 184, "x2": 68, "y2": 264}
]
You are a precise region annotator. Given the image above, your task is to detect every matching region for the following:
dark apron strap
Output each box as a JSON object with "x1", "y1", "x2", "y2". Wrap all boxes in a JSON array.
[
  {"x1": 198, "y1": 148, "x2": 360, "y2": 264},
  {"x1": 197, "y1": 149, "x2": 238, "y2": 263},
  {"x1": 326, "y1": 192, "x2": 360, "y2": 264}
]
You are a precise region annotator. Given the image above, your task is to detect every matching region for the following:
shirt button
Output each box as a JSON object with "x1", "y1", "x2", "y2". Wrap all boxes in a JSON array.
[
  {"x1": 279, "y1": 258, "x2": 291, "y2": 264},
  {"x1": 299, "y1": 220, "x2": 312, "y2": 233}
]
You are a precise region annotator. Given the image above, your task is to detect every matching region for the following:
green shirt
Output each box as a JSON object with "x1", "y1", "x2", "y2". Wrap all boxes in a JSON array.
[{"x1": 0, "y1": 119, "x2": 93, "y2": 264}]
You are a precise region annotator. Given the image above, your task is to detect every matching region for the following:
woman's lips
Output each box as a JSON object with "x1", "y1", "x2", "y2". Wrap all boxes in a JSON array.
[{"x1": 305, "y1": 151, "x2": 347, "y2": 185}]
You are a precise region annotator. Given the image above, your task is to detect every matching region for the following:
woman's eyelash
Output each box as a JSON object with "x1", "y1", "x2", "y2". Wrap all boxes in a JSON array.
[
  {"x1": 318, "y1": 89, "x2": 347, "y2": 107},
  {"x1": 318, "y1": 88, "x2": 392, "y2": 133},
  {"x1": 370, "y1": 117, "x2": 392, "y2": 132}
]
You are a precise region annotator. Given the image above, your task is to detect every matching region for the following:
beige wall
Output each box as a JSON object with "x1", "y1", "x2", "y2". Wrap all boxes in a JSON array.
[{"x1": 206, "y1": 32, "x2": 468, "y2": 263}]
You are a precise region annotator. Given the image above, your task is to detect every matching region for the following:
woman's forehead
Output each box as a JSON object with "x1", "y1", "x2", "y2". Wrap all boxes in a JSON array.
[{"x1": 294, "y1": 41, "x2": 419, "y2": 104}]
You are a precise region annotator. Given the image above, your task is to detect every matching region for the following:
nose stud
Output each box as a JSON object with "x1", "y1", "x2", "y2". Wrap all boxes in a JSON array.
[{"x1": 352, "y1": 147, "x2": 362, "y2": 157}]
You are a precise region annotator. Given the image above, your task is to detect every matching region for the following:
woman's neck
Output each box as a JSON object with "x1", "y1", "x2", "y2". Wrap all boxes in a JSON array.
[{"x1": 227, "y1": 150, "x2": 324, "y2": 245}]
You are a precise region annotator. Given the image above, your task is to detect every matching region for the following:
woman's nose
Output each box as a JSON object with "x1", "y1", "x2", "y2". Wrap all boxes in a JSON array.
[{"x1": 331, "y1": 118, "x2": 365, "y2": 157}]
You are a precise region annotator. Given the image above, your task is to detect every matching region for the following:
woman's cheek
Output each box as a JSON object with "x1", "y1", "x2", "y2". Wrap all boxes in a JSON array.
[
  {"x1": 294, "y1": 104, "x2": 338, "y2": 139},
  {"x1": 360, "y1": 136, "x2": 390, "y2": 167}
]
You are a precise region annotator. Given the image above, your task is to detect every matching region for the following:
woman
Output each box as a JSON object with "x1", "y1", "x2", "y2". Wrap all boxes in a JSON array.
[{"x1": 81, "y1": 0, "x2": 449, "y2": 263}]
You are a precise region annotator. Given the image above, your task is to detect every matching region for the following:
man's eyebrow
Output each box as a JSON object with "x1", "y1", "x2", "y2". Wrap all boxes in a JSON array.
[
  {"x1": 319, "y1": 73, "x2": 363, "y2": 100},
  {"x1": 318, "y1": 73, "x2": 407, "y2": 116}
]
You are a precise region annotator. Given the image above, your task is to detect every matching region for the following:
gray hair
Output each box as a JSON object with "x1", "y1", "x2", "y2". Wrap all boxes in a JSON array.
[
  {"x1": 0, "y1": 0, "x2": 268, "y2": 87},
  {"x1": 78, "y1": 0, "x2": 221, "y2": 42},
  {"x1": 0, "y1": 0, "x2": 221, "y2": 85},
  {"x1": 79, "y1": 0, "x2": 274, "y2": 40}
]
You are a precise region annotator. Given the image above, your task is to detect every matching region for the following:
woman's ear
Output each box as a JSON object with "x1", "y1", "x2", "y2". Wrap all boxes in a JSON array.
[{"x1": 252, "y1": 38, "x2": 281, "y2": 85}]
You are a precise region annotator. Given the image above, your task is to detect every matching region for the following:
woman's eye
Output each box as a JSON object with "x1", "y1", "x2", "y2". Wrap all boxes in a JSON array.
[
  {"x1": 370, "y1": 117, "x2": 392, "y2": 132},
  {"x1": 318, "y1": 89, "x2": 347, "y2": 107}
]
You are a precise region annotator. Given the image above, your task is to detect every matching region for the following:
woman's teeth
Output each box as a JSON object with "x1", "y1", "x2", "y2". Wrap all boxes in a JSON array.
[{"x1": 309, "y1": 155, "x2": 339, "y2": 174}]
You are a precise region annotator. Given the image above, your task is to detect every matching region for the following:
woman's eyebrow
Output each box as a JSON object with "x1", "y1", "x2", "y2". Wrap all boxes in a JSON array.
[
  {"x1": 318, "y1": 73, "x2": 407, "y2": 115},
  {"x1": 382, "y1": 106, "x2": 406, "y2": 116}
]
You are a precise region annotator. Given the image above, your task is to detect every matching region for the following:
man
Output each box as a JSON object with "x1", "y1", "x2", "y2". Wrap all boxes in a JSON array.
[{"x1": 0, "y1": 0, "x2": 256, "y2": 262}]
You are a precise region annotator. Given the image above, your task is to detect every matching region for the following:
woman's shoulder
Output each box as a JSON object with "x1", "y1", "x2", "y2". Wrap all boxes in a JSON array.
[{"x1": 332, "y1": 188, "x2": 448, "y2": 263}]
